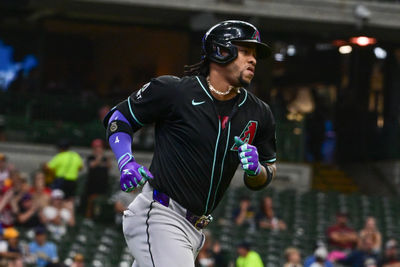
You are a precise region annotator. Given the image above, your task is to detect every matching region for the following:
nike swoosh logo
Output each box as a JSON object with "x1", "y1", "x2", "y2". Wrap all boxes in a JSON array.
[{"x1": 192, "y1": 100, "x2": 205, "y2": 106}]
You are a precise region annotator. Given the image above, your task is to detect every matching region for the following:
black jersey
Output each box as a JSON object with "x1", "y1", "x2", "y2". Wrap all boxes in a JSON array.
[{"x1": 109, "y1": 75, "x2": 276, "y2": 215}]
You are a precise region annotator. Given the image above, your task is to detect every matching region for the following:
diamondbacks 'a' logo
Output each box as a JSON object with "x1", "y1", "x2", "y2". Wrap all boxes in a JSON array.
[
  {"x1": 252, "y1": 31, "x2": 261, "y2": 42},
  {"x1": 231, "y1": 121, "x2": 258, "y2": 151}
]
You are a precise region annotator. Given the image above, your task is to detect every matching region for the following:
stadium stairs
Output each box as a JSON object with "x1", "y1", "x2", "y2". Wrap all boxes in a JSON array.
[{"x1": 312, "y1": 163, "x2": 359, "y2": 193}]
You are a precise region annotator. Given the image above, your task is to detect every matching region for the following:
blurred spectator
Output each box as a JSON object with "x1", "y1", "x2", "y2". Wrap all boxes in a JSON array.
[
  {"x1": 256, "y1": 196, "x2": 286, "y2": 231},
  {"x1": 304, "y1": 246, "x2": 334, "y2": 267},
  {"x1": 0, "y1": 194, "x2": 15, "y2": 228},
  {"x1": 28, "y1": 227, "x2": 58, "y2": 267},
  {"x1": 378, "y1": 239, "x2": 400, "y2": 267},
  {"x1": 195, "y1": 230, "x2": 228, "y2": 267},
  {"x1": 0, "y1": 154, "x2": 11, "y2": 188},
  {"x1": 12, "y1": 192, "x2": 42, "y2": 229},
  {"x1": 30, "y1": 171, "x2": 51, "y2": 209},
  {"x1": 0, "y1": 171, "x2": 29, "y2": 227},
  {"x1": 84, "y1": 139, "x2": 111, "y2": 218},
  {"x1": 337, "y1": 234, "x2": 379, "y2": 267},
  {"x1": 45, "y1": 139, "x2": 83, "y2": 200},
  {"x1": 236, "y1": 241, "x2": 264, "y2": 267},
  {"x1": 284, "y1": 247, "x2": 303, "y2": 267},
  {"x1": 0, "y1": 227, "x2": 23, "y2": 267},
  {"x1": 359, "y1": 217, "x2": 382, "y2": 253},
  {"x1": 233, "y1": 195, "x2": 256, "y2": 228},
  {"x1": 365, "y1": 258, "x2": 379, "y2": 267},
  {"x1": 326, "y1": 212, "x2": 358, "y2": 250},
  {"x1": 196, "y1": 230, "x2": 215, "y2": 267},
  {"x1": 211, "y1": 240, "x2": 228, "y2": 267},
  {"x1": 111, "y1": 189, "x2": 140, "y2": 225},
  {"x1": 98, "y1": 105, "x2": 111, "y2": 122},
  {"x1": 40, "y1": 189, "x2": 75, "y2": 240},
  {"x1": 71, "y1": 253, "x2": 85, "y2": 267}
]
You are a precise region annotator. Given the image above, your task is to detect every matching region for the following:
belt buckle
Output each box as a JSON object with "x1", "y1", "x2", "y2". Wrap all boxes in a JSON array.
[{"x1": 194, "y1": 215, "x2": 213, "y2": 230}]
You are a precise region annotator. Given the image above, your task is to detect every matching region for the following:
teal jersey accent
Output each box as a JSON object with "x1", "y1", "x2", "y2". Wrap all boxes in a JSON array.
[
  {"x1": 238, "y1": 89, "x2": 248, "y2": 107},
  {"x1": 196, "y1": 76, "x2": 213, "y2": 101},
  {"x1": 210, "y1": 121, "x2": 231, "y2": 211},
  {"x1": 204, "y1": 120, "x2": 221, "y2": 214},
  {"x1": 127, "y1": 97, "x2": 144, "y2": 126}
]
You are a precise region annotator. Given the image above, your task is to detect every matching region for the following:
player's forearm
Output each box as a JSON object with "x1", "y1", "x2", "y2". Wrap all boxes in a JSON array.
[
  {"x1": 107, "y1": 110, "x2": 133, "y2": 161},
  {"x1": 106, "y1": 110, "x2": 153, "y2": 192},
  {"x1": 244, "y1": 163, "x2": 275, "y2": 190},
  {"x1": 245, "y1": 165, "x2": 267, "y2": 187}
]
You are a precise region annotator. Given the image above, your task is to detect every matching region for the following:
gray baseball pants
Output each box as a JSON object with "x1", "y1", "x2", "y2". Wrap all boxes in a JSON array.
[{"x1": 122, "y1": 183, "x2": 205, "y2": 267}]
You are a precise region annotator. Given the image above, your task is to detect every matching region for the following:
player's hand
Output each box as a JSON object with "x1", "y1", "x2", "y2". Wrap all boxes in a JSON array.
[
  {"x1": 118, "y1": 153, "x2": 153, "y2": 192},
  {"x1": 234, "y1": 136, "x2": 261, "y2": 176}
]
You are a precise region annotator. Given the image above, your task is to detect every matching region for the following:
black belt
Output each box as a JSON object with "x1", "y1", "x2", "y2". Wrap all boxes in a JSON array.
[{"x1": 153, "y1": 189, "x2": 212, "y2": 230}]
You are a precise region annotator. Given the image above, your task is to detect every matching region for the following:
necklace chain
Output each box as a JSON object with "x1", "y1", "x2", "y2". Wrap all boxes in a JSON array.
[{"x1": 206, "y1": 76, "x2": 240, "y2": 96}]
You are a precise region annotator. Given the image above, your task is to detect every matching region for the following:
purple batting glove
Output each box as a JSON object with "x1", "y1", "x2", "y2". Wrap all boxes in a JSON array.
[
  {"x1": 234, "y1": 136, "x2": 261, "y2": 176},
  {"x1": 118, "y1": 153, "x2": 153, "y2": 192}
]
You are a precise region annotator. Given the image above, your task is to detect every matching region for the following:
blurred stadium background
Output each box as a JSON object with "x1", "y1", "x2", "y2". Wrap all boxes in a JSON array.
[{"x1": 1, "y1": 0, "x2": 400, "y2": 266}]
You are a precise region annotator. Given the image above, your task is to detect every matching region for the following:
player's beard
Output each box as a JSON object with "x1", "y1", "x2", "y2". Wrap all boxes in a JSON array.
[{"x1": 238, "y1": 71, "x2": 251, "y2": 88}]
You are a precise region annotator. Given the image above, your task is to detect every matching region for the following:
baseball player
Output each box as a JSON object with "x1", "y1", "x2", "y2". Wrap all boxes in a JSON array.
[{"x1": 104, "y1": 20, "x2": 277, "y2": 267}]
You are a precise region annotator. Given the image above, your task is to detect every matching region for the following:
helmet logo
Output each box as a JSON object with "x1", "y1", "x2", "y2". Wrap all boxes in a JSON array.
[{"x1": 252, "y1": 31, "x2": 261, "y2": 42}]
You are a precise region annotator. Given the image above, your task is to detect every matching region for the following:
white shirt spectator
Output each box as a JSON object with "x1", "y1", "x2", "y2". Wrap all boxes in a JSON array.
[{"x1": 40, "y1": 189, "x2": 74, "y2": 240}]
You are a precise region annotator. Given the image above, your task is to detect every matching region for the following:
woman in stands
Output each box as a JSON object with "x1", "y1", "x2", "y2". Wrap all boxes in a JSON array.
[{"x1": 359, "y1": 216, "x2": 382, "y2": 253}]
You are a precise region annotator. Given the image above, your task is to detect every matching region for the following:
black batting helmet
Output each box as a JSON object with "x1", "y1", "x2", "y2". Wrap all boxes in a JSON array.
[{"x1": 202, "y1": 20, "x2": 271, "y2": 64}]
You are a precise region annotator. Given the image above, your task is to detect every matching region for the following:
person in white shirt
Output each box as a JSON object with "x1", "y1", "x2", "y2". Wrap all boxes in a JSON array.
[{"x1": 39, "y1": 189, "x2": 75, "y2": 240}]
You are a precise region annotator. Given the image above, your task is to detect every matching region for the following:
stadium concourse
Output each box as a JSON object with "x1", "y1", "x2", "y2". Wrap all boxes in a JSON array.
[{"x1": 0, "y1": 143, "x2": 399, "y2": 266}]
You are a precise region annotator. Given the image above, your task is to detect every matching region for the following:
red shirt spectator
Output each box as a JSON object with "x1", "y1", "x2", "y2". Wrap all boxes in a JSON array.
[{"x1": 326, "y1": 212, "x2": 358, "y2": 250}]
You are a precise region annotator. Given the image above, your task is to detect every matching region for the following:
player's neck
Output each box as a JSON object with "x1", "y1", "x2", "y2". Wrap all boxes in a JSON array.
[{"x1": 208, "y1": 71, "x2": 239, "y2": 101}]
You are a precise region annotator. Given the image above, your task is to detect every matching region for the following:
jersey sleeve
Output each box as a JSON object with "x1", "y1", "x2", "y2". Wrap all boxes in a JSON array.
[
  {"x1": 254, "y1": 103, "x2": 277, "y2": 163},
  {"x1": 104, "y1": 75, "x2": 179, "y2": 132},
  {"x1": 47, "y1": 155, "x2": 60, "y2": 170}
]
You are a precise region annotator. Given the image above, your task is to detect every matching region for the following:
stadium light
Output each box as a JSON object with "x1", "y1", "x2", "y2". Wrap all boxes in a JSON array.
[
  {"x1": 274, "y1": 53, "x2": 284, "y2": 61},
  {"x1": 287, "y1": 45, "x2": 296, "y2": 56},
  {"x1": 339, "y1": 45, "x2": 352, "y2": 54},
  {"x1": 350, "y1": 36, "x2": 376, "y2": 46},
  {"x1": 374, "y1": 47, "x2": 387, "y2": 59}
]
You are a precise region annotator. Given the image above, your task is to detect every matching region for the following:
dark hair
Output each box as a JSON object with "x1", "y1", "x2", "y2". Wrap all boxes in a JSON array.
[
  {"x1": 57, "y1": 139, "x2": 70, "y2": 151},
  {"x1": 237, "y1": 241, "x2": 251, "y2": 250},
  {"x1": 183, "y1": 59, "x2": 209, "y2": 77},
  {"x1": 34, "y1": 226, "x2": 47, "y2": 235}
]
